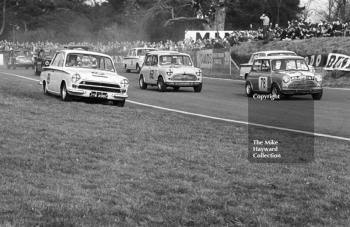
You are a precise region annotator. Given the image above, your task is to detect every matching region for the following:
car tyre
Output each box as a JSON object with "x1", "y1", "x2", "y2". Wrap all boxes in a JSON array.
[
  {"x1": 34, "y1": 65, "x2": 40, "y2": 75},
  {"x1": 43, "y1": 81, "x2": 49, "y2": 95},
  {"x1": 271, "y1": 83, "x2": 281, "y2": 99},
  {"x1": 245, "y1": 82, "x2": 253, "y2": 97},
  {"x1": 136, "y1": 64, "x2": 141, "y2": 73},
  {"x1": 193, "y1": 83, "x2": 202, "y2": 92},
  {"x1": 113, "y1": 99, "x2": 125, "y2": 107},
  {"x1": 312, "y1": 92, "x2": 323, "y2": 100},
  {"x1": 60, "y1": 83, "x2": 71, "y2": 101},
  {"x1": 125, "y1": 64, "x2": 130, "y2": 73},
  {"x1": 157, "y1": 77, "x2": 166, "y2": 92},
  {"x1": 139, "y1": 75, "x2": 147, "y2": 89}
]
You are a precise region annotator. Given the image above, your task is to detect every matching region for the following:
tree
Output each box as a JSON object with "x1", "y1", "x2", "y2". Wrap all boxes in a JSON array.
[{"x1": 0, "y1": 0, "x2": 7, "y2": 36}]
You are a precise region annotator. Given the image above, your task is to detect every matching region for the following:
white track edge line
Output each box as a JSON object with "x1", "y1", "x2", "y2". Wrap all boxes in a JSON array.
[
  {"x1": 127, "y1": 100, "x2": 350, "y2": 142},
  {"x1": 1, "y1": 71, "x2": 349, "y2": 142},
  {"x1": 203, "y1": 76, "x2": 350, "y2": 91}
]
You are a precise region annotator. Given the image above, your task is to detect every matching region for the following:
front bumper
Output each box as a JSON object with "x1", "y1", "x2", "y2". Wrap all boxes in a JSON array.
[
  {"x1": 67, "y1": 88, "x2": 128, "y2": 100},
  {"x1": 281, "y1": 87, "x2": 323, "y2": 95},
  {"x1": 165, "y1": 81, "x2": 202, "y2": 87}
]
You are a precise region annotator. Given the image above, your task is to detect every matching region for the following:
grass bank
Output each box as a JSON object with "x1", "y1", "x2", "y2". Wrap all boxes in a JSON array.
[{"x1": 0, "y1": 74, "x2": 349, "y2": 226}]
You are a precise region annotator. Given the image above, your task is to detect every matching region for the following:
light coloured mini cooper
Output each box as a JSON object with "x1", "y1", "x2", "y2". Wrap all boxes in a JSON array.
[
  {"x1": 139, "y1": 51, "x2": 203, "y2": 92},
  {"x1": 123, "y1": 47, "x2": 156, "y2": 73},
  {"x1": 245, "y1": 55, "x2": 323, "y2": 100},
  {"x1": 40, "y1": 49, "x2": 129, "y2": 107},
  {"x1": 240, "y1": 50, "x2": 297, "y2": 80}
]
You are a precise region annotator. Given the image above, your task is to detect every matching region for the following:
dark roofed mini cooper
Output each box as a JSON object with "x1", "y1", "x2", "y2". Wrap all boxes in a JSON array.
[{"x1": 245, "y1": 56, "x2": 323, "y2": 100}]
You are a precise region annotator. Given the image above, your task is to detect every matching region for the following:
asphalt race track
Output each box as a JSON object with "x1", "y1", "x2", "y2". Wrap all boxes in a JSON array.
[{"x1": 1, "y1": 68, "x2": 350, "y2": 140}]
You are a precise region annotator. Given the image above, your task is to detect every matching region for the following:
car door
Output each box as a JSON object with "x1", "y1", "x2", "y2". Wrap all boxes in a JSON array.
[
  {"x1": 142, "y1": 55, "x2": 152, "y2": 83},
  {"x1": 48, "y1": 52, "x2": 64, "y2": 93},
  {"x1": 257, "y1": 59, "x2": 271, "y2": 93},
  {"x1": 149, "y1": 55, "x2": 159, "y2": 84},
  {"x1": 249, "y1": 59, "x2": 262, "y2": 91}
]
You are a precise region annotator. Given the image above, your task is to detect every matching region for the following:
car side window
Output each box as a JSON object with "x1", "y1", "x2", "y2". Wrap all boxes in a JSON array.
[
  {"x1": 51, "y1": 53, "x2": 63, "y2": 67},
  {"x1": 151, "y1": 56, "x2": 158, "y2": 66},
  {"x1": 252, "y1": 60, "x2": 262, "y2": 72},
  {"x1": 249, "y1": 54, "x2": 256, "y2": 64},
  {"x1": 57, "y1": 54, "x2": 64, "y2": 67},
  {"x1": 261, "y1": 60, "x2": 271, "y2": 72},
  {"x1": 132, "y1": 50, "x2": 137, "y2": 56},
  {"x1": 144, "y1": 55, "x2": 151, "y2": 66}
]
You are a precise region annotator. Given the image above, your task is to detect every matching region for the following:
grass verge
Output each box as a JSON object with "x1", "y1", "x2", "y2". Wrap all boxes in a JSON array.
[{"x1": 0, "y1": 76, "x2": 349, "y2": 226}]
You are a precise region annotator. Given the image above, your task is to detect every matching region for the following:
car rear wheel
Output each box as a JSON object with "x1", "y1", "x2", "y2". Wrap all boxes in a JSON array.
[
  {"x1": 136, "y1": 64, "x2": 141, "y2": 73},
  {"x1": 34, "y1": 65, "x2": 40, "y2": 75},
  {"x1": 193, "y1": 84, "x2": 202, "y2": 92},
  {"x1": 60, "y1": 83, "x2": 71, "y2": 101},
  {"x1": 157, "y1": 77, "x2": 166, "y2": 92},
  {"x1": 312, "y1": 92, "x2": 323, "y2": 100},
  {"x1": 139, "y1": 75, "x2": 147, "y2": 89},
  {"x1": 43, "y1": 81, "x2": 49, "y2": 95},
  {"x1": 125, "y1": 64, "x2": 130, "y2": 73},
  {"x1": 113, "y1": 99, "x2": 125, "y2": 107},
  {"x1": 245, "y1": 82, "x2": 253, "y2": 97}
]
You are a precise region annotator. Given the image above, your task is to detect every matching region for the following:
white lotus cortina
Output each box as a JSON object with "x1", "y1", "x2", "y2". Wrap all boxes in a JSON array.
[{"x1": 40, "y1": 49, "x2": 129, "y2": 107}]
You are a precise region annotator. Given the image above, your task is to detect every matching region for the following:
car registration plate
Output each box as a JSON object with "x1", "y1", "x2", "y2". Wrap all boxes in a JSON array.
[
  {"x1": 176, "y1": 82, "x2": 193, "y2": 86},
  {"x1": 90, "y1": 91, "x2": 108, "y2": 99}
]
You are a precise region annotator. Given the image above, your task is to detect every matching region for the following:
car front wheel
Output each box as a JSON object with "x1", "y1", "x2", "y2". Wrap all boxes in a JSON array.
[
  {"x1": 193, "y1": 83, "x2": 202, "y2": 92},
  {"x1": 139, "y1": 75, "x2": 147, "y2": 89},
  {"x1": 113, "y1": 99, "x2": 126, "y2": 107},
  {"x1": 312, "y1": 92, "x2": 323, "y2": 100},
  {"x1": 271, "y1": 84, "x2": 281, "y2": 98},
  {"x1": 60, "y1": 83, "x2": 71, "y2": 101},
  {"x1": 157, "y1": 77, "x2": 166, "y2": 92},
  {"x1": 245, "y1": 82, "x2": 253, "y2": 97}
]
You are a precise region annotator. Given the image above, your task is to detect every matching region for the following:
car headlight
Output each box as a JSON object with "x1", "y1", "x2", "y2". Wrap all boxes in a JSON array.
[
  {"x1": 166, "y1": 69, "x2": 173, "y2": 76},
  {"x1": 314, "y1": 74, "x2": 322, "y2": 82},
  {"x1": 282, "y1": 75, "x2": 290, "y2": 83},
  {"x1": 196, "y1": 70, "x2": 202, "y2": 77},
  {"x1": 72, "y1": 73, "x2": 81, "y2": 83},
  {"x1": 45, "y1": 60, "x2": 50, "y2": 66},
  {"x1": 120, "y1": 79, "x2": 129, "y2": 88}
]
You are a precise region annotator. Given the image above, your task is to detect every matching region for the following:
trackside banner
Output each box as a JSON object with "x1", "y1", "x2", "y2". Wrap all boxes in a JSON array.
[
  {"x1": 194, "y1": 48, "x2": 231, "y2": 76},
  {"x1": 324, "y1": 53, "x2": 350, "y2": 71}
]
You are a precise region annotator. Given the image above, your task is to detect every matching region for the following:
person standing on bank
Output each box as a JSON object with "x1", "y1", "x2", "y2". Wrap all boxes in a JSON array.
[{"x1": 260, "y1": 13, "x2": 270, "y2": 42}]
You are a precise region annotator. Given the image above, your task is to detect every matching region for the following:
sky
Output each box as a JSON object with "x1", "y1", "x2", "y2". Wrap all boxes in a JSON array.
[{"x1": 300, "y1": 0, "x2": 328, "y2": 22}]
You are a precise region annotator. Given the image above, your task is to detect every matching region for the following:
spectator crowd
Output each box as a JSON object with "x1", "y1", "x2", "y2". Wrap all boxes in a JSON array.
[{"x1": 0, "y1": 19, "x2": 349, "y2": 57}]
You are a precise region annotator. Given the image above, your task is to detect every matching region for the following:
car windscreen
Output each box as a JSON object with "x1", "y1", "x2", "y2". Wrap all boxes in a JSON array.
[
  {"x1": 66, "y1": 53, "x2": 115, "y2": 72},
  {"x1": 137, "y1": 49, "x2": 155, "y2": 55},
  {"x1": 159, "y1": 55, "x2": 193, "y2": 66},
  {"x1": 271, "y1": 59, "x2": 309, "y2": 71},
  {"x1": 268, "y1": 52, "x2": 297, "y2": 56}
]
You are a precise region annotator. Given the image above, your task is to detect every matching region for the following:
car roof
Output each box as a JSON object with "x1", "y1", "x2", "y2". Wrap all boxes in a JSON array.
[
  {"x1": 147, "y1": 50, "x2": 189, "y2": 56},
  {"x1": 254, "y1": 55, "x2": 305, "y2": 60},
  {"x1": 63, "y1": 45, "x2": 91, "y2": 51},
  {"x1": 59, "y1": 49, "x2": 111, "y2": 58},
  {"x1": 132, "y1": 47, "x2": 157, "y2": 50},
  {"x1": 253, "y1": 50, "x2": 296, "y2": 55}
]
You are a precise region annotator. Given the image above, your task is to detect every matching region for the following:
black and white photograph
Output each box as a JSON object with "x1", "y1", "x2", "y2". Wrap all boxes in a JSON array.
[{"x1": 0, "y1": 0, "x2": 349, "y2": 226}]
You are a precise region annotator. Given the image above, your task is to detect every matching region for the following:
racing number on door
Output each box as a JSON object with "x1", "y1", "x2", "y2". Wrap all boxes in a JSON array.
[
  {"x1": 258, "y1": 76, "x2": 268, "y2": 91},
  {"x1": 150, "y1": 70, "x2": 154, "y2": 80}
]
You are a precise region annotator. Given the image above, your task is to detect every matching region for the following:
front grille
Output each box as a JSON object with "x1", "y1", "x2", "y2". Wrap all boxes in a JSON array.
[
  {"x1": 171, "y1": 74, "x2": 197, "y2": 81},
  {"x1": 288, "y1": 80, "x2": 317, "y2": 89},
  {"x1": 78, "y1": 81, "x2": 121, "y2": 93}
]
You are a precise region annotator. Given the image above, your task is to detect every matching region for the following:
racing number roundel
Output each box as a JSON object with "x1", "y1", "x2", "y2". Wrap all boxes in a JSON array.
[{"x1": 258, "y1": 76, "x2": 268, "y2": 91}]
